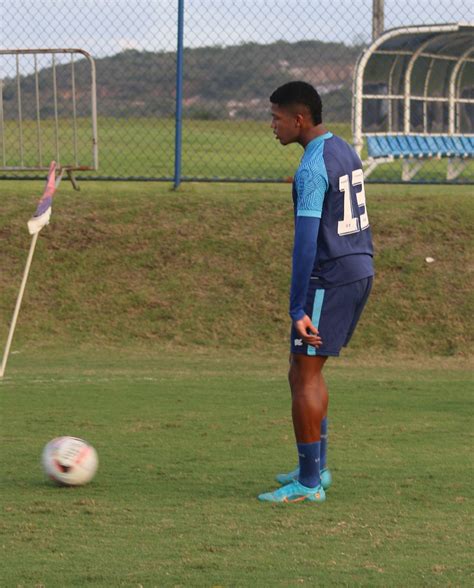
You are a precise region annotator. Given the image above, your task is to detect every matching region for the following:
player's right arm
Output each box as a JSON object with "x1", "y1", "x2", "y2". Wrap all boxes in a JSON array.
[{"x1": 290, "y1": 167, "x2": 327, "y2": 345}]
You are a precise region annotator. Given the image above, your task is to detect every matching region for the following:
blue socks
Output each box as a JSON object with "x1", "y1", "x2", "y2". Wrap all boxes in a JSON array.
[
  {"x1": 320, "y1": 417, "x2": 328, "y2": 470},
  {"x1": 294, "y1": 419, "x2": 327, "y2": 488},
  {"x1": 297, "y1": 441, "x2": 321, "y2": 488}
]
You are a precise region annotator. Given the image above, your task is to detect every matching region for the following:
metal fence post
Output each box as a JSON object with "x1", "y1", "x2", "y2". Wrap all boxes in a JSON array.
[
  {"x1": 174, "y1": 0, "x2": 185, "y2": 189},
  {"x1": 372, "y1": 0, "x2": 384, "y2": 40}
]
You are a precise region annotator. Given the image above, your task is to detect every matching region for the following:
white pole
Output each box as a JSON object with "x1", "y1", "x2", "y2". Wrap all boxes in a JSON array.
[
  {"x1": 0, "y1": 232, "x2": 40, "y2": 378},
  {"x1": 448, "y1": 47, "x2": 474, "y2": 134}
]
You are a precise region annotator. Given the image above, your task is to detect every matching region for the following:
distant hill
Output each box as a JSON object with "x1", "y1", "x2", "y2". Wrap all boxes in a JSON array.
[{"x1": 1, "y1": 40, "x2": 363, "y2": 122}]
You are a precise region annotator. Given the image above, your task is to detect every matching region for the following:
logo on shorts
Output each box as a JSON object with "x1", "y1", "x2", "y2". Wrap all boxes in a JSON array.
[{"x1": 294, "y1": 339, "x2": 303, "y2": 347}]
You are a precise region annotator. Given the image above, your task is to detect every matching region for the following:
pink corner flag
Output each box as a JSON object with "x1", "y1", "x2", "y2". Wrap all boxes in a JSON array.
[{"x1": 27, "y1": 161, "x2": 58, "y2": 235}]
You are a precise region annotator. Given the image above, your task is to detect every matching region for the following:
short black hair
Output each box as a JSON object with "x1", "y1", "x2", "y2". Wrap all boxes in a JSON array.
[{"x1": 270, "y1": 81, "x2": 323, "y2": 125}]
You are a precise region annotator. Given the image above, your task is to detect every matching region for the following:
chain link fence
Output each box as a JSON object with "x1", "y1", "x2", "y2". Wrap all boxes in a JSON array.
[{"x1": 0, "y1": 0, "x2": 472, "y2": 183}]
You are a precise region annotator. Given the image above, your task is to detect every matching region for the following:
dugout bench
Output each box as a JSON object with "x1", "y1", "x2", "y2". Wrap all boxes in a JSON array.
[{"x1": 364, "y1": 134, "x2": 474, "y2": 181}]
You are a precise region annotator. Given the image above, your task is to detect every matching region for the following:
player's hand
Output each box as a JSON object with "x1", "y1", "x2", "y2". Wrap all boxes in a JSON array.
[{"x1": 294, "y1": 315, "x2": 322, "y2": 348}]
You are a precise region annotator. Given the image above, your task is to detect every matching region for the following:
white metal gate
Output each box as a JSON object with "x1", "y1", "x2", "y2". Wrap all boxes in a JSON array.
[{"x1": 0, "y1": 49, "x2": 98, "y2": 187}]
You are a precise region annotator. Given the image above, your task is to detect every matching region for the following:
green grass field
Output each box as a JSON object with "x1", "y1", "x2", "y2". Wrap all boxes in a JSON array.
[
  {"x1": 1, "y1": 118, "x2": 320, "y2": 179},
  {"x1": 0, "y1": 180, "x2": 473, "y2": 586},
  {"x1": 2, "y1": 118, "x2": 473, "y2": 181},
  {"x1": 1, "y1": 351, "x2": 472, "y2": 586}
]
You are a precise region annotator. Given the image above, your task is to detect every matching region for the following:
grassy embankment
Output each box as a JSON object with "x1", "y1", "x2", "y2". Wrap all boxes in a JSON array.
[{"x1": 0, "y1": 181, "x2": 472, "y2": 359}]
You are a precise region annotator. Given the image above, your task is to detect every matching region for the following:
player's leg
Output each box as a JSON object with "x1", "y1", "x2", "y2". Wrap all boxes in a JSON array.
[
  {"x1": 262, "y1": 278, "x2": 373, "y2": 502},
  {"x1": 319, "y1": 373, "x2": 332, "y2": 487},
  {"x1": 289, "y1": 354, "x2": 326, "y2": 441},
  {"x1": 275, "y1": 354, "x2": 331, "y2": 485},
  {"x1": 259, "y1": 354, "x2": 327, "y2": 503},
  {"x1": 290, "y1": 353, "x2": 327, "y2": 487},
  {"x1": 305, "y1": 278, "x2": 372, "y2": 488}
]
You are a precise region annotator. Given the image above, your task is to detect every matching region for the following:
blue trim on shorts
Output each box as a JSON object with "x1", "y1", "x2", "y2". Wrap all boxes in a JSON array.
[
  {"x1": 307, "y1": 289, "x2": 325, "y2": 356},
  {"x1": 290, "y1": 277, "x2": 373, "y2": 357}
]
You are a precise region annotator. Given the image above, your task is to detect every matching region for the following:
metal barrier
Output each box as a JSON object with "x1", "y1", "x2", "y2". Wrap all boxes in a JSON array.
[
  {"x1": 0, "y1": 1, "x2": 472, "y2": 184},
  {"x1": 0, "y1": 49, "x2": 98, "y2": 188}
]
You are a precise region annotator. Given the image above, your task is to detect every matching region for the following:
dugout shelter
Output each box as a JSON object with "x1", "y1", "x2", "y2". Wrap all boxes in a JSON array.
[{"x1": 352, "y1": 23, "x2": 474, "y2": 181}]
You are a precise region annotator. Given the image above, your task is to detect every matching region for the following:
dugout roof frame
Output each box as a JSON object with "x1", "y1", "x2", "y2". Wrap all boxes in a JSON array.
[{"x1": 352, "y1": 23, "x2": 474, "y2": 155}]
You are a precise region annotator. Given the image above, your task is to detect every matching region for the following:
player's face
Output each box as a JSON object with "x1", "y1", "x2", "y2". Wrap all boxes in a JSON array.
[{"x1": 270, "y1": 104, "x2": 300, "y2": 145}]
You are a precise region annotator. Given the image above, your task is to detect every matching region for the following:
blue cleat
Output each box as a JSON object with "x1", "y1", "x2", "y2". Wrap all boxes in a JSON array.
[
  {"x1": 258, "y1": 480, "x2": 326, "y2": 503},
  {"x1": 275, "y1": 467, "x2": 299, "y2": 486},
  {"x1": 276, "y1": 467, "x2": 332, "y2": 490},
  {"x1": 321, "y1": 468, "x2": 332, "y2": 490}
]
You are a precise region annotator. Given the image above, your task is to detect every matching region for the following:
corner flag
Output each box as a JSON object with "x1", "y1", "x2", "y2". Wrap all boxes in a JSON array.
[
  {"x1": 27, "y1": 160, "x2": 59, "y2": 235},
  {"x1": 0, "y1": 162, "x2": 62, "y2": 378}
]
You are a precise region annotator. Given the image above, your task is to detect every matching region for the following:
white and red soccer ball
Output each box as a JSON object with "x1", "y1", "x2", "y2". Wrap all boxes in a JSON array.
[{"x1": 42, "y1": 436, "x2": 98, "y2": 486}]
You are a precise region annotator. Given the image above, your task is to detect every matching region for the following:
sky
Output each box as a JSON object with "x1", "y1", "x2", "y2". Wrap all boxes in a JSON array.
[{"x1": 0, "y1": 0, "x2": 471, "y2": 60}]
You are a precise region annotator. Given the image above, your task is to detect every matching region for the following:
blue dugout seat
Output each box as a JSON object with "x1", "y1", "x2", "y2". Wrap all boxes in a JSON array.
[
  {"x1": 364, "y1": 134, "x2": 473, "y2": 180},
  {"x1": 367, "y1": 134, "x2": 474, "y2": 159}
]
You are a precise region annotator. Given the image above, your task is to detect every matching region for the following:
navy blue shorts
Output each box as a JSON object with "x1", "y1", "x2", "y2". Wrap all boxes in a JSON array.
[{"x1": 290, "y1": 276, "x2": 373, "y2": 357}]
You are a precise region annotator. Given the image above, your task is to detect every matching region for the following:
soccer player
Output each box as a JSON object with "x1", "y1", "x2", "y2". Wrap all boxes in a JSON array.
[{"x1": 258, "y1": 82, "x2": 374, "y2": 503}]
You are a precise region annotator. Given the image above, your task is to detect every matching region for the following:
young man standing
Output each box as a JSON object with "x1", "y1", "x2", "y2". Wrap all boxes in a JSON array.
[{"x1": 258, "y1": 81, "x2": 374, "y2": 504}]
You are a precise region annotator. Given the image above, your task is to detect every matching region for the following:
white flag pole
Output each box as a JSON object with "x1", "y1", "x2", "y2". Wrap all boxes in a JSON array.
[
  {"x1": 0, "y1": 232, "x2": 40, "y2": 378},
  {"x1": 0, "y1": 163, "x2": 63, "y2": 379}
]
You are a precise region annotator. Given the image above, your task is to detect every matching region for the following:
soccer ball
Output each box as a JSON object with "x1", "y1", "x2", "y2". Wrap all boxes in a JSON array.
[{"x1": 42, "y1": 436, "x2": 98, "y2": 486}]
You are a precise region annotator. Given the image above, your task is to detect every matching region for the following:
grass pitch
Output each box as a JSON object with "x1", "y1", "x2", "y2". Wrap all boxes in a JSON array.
[
  {"x1": 0, "y1": 180, "x2": 472, "y2": 586},
  {"x1": 1, "y1": 350, "x2": 472, "y2": 587}
]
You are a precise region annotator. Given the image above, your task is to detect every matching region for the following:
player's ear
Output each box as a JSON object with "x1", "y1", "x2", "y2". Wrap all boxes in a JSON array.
[{"x1": 295, "y1": 113, "x2": 304, "y2": 128}]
